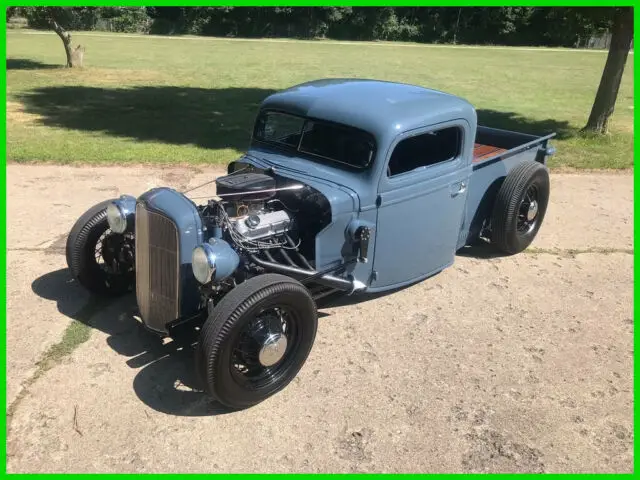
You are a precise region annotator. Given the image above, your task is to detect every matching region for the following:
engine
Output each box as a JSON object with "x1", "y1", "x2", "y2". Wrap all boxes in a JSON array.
[
  {"x1": 192, "y1": 165, "x2": 334, "y2": 288},
  {"x1": 206, "y1": 171, "x2": 295, "y2": 250},
  {"x1": 233, "y1": 210, "x2": 292, "y2": 241}
]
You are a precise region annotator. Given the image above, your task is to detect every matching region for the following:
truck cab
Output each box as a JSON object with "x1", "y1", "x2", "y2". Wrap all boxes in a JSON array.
[{"x1": 240, "y1": 78, "x2": 554, "y2": 291}]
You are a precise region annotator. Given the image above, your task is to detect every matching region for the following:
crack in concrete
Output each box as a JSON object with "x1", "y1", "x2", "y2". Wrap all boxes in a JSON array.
[
  {"x1": 7, "y1": 300, "x2": 106, "y2": 445},
  {"x1": 9, "y1": 233, "x2": 68, "y2": 255},
  {"x1": 524, "y1": 247, "x2": 633, "y2": 257}
]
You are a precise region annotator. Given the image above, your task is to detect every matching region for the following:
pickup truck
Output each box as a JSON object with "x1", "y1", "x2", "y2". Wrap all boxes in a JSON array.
[{"x1": 66, "y1": 79, "x2": 556, "y2": 410}]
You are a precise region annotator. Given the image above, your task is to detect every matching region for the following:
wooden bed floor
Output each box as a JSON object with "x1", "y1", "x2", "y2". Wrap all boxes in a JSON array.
[{"x1": 473, "y1": 143, "x2": 507, "y2": 163}]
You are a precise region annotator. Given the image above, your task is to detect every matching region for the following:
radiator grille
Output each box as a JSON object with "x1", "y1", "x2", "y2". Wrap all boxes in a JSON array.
[{"x1": 135, "y1": 203, "x2": 180, "y2": 330}]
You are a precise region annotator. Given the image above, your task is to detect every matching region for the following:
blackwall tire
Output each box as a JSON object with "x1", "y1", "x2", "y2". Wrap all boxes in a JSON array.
[
  {"x1": 490, "y1": 161, "x2": 550, "y2": 255},
  {"x1": 195, "y1": 274, "x2": 318, "y2": 410},
  {"x1": 65, "y1": 200, "x2": 134, "y2": 296}
]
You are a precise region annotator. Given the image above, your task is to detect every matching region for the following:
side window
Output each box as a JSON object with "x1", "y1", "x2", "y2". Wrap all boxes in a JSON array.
[{"x1": 387, "y1": 126, "x2": 462, "y2": 177}]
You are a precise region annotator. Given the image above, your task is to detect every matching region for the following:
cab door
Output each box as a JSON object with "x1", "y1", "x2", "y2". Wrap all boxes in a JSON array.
[{"x1": 371, "y1": 121, "x2": 471, "y2": 290}]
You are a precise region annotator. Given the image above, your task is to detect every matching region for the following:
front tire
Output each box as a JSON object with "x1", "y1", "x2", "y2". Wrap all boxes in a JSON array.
[
  {"x1": 65, "y1": 200, "x2": 135, "y2": 296},
  {"x1": 490, "y1": 161, "x2": 550, "y2": 254},
  {"x1": 195, "y1": 274, "x2": 318, "y2": 410}
]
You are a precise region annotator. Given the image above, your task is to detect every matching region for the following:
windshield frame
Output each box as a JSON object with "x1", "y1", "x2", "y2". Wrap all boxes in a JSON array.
[{"x1": 251, "y1": 109, "x2": 377, "y2": 171}]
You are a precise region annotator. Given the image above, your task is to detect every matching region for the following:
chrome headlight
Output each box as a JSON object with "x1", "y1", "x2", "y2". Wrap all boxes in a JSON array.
[
  {"x1": 106, "y1": 202, "x2": 127, "y2": 233},
  {"x1": 192, "y1": 239, "x2": 240, "y2": 285},
  {"x1": 192, "y1": 244, "x2": 216, "y2": 284},
  {"x1": 106, "y1": 196, "x2": 136, "y2": 234}
]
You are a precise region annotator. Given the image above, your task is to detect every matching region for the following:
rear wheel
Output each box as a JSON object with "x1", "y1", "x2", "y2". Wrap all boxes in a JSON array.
[
  {"x1": 490, "y1": 161, "x2": 550, "y2": 254},
  {"x1": 65, "y1": 200, "x2": 135, "y2": 296},
  {"x1": 195, "y1": 274, "x2": 318, "y2": 410}
]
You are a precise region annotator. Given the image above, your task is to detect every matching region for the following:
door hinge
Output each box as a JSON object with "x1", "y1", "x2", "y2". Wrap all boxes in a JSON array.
[
  {"x1": 370, "y1": 270, "x2": 378, "y2": 283},
  {"x1": 375, "y1": 195, "x2": 382, "y2": 207}
]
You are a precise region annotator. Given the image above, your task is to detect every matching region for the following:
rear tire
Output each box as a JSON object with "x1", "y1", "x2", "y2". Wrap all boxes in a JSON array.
[
  {"x1": 195, "y1": 274, "x2": 318, "y2": 410},
  {"x1": 490, "y1": 161, "x2": 550, "y2": 254},
  {"x1": 66, "y1": 200, "x2": 135, "y2": 296}
]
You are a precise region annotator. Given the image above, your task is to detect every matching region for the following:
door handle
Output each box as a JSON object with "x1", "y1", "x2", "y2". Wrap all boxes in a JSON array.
[{"x1": 451, "y1": 181, "x2": 467, "y2": 197}]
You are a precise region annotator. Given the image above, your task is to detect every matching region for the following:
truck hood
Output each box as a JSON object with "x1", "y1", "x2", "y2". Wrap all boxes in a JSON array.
[{"x1": 241, "y1": 148, "x2": 366, "y2": 216}]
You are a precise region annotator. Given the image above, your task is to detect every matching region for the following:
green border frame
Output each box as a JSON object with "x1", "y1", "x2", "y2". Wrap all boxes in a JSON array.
[{"x1": 2, "y1": 1, "x2": 636, "y2": 476}]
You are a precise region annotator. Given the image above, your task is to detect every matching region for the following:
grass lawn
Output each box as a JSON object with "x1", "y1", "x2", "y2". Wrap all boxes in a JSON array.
[{"x1": 6, "y1": 30, "x2": 634, "y2": 169}]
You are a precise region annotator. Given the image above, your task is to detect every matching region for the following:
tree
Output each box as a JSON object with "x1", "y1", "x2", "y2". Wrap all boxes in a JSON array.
[
  {"x1": 10, "y1": 7, "x2": 91, "y2": 67},
  {"x1": 583, "y1": 7, "x2": 634, "y2": 134},
  {"x1": 48, "y1": 10, "x2": 85, "y2": 68}
]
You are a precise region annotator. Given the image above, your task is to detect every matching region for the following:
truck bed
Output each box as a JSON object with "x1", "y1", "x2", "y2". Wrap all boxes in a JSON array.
[
  {"x1": 473, "y1": 143, "x2": 507, "y2": 163},
  {"x1": 472, "y1": 126, "x2": 555, "y2": 167}
]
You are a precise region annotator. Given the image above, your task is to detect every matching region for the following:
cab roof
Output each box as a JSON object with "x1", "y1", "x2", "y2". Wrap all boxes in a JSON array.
[{"x1": 259, "y1": 78, "x2": 476, "y2": 140}]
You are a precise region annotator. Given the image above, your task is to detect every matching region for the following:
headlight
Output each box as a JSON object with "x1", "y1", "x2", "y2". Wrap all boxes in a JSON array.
[
  {"x1": 192, "y1": 239, "x2": 240, "y2": 285},
  {"x1": 107, "y1": 202, "x2": 127, "y2": 233},
  {"x1": 106, "y1": 196, "x2": 136, "y2": 234},
  {"x1": 192, "y1": 244, "x2": 216, "y2": 284}
]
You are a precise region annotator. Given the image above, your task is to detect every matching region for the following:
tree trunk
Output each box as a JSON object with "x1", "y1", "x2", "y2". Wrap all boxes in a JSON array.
[
  {"x1": 582, "y1": 7, "x2": 634, "y2": 134},
  {"x1": 453, "y1": 8, "x2": 461, "y2": 45},
  {"x1": 50, "y1": 18, "x2": 75, "y2": 67}
]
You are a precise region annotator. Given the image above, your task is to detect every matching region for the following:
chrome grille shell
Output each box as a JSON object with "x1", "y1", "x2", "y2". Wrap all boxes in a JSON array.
[{"x1": 135, "y1": 203, "x2": 180, "y2": 332}]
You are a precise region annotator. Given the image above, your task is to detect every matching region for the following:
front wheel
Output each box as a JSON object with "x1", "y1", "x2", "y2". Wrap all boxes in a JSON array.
[
  {"x1": 65, "y1": 200, "x2": 135, "y2": 296},
  {"x1": 195, "y1": 274, "x2": 318, "y2": 410}
]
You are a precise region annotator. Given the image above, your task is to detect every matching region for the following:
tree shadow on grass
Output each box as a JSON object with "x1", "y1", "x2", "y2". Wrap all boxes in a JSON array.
[
  {"x1": 18, "y1": 85, "x2": 277, "y2": 151},
  {"x1": 17, "y1": 85, "x2": 576, "y2": 151},
  {"x1": 477, "y1": 109, "x2": 575, "y2": 140},
  {"x1": 7, "y1": 58, "x2": 61, "y2": 70}
]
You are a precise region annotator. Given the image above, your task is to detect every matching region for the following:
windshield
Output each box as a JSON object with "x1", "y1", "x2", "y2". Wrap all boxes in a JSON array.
[{"x1": 252, "y1": 111, "x2": 375, "y2": 169}]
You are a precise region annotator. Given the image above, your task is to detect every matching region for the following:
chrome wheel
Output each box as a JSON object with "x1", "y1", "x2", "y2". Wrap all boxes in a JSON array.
[
  {"x1": 196, "y1": 274, "x2": 318, "y2": 410},
  {"x1": 517, "y1": 185, "x2": 539, "y2": 234},
  {"x1": 66, "y1": 199, "x2": 136, "y2": 296},
  {"x1": 490, "y1": 161, "x2": 550, "y2": 255},
  {"x1": 96, "y1": 230, "x2": 135, "y2": 275},
  {"x1": 230, "y1": 306, "x2": 301, "y2": 390}
]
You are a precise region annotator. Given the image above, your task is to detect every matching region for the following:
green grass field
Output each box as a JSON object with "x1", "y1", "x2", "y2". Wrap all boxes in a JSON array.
[{"x1": 6, "y1": 30, "x2": 634, "y2": 169}]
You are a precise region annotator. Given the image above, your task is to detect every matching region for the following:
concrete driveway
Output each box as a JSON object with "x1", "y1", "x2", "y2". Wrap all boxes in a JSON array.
[{"x1": 6, "y1": 165, "x2": 633, "y2": 473}]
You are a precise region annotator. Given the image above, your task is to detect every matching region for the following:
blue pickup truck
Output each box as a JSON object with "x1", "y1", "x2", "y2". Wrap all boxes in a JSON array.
[{"x1": 66, "y1": 79, "x2": 555, "y2": 409}]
